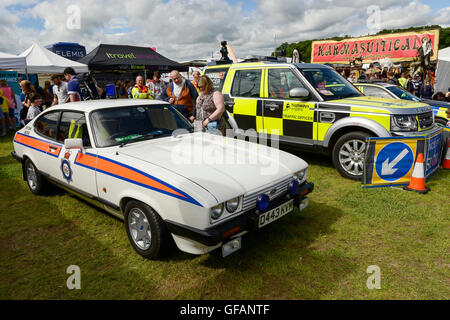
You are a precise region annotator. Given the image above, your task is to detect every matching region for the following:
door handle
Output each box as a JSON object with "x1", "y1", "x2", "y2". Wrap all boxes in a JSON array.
[
  {"x1": 320, "y1": 112, "x2": 336, "y2": 123},
  {"x1": 48, "y1": 145, "x2": 58, "y2": 151},
  {"x1": 225, "y1": 101, "x2": 235, "y2": 106},
  {"x1": 266, "y1": 103, "x2": 279, "y2": 109}
]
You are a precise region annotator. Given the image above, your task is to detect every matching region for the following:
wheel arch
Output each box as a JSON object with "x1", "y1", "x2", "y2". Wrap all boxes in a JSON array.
[
  {"x1": 119, "y1": 193, "x2": 165, "y2": 219},
  {"x1": 323, "y1": 117, "x2": 391, "y2": 150},
  {"x1": 21, "y1": 154, "x2": 36, "y2": 181},
  {"x1": 22, "y1": 155, "x2": 32, "y2": 181}
]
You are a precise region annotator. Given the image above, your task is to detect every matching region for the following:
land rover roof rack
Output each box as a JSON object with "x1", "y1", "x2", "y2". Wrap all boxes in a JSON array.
[
  {"x1": 205, "y1": 55, "x2": 288, "y2": 66},
  {"x1": 241, "y1": 55, "x2": 287, "y2": 63}
]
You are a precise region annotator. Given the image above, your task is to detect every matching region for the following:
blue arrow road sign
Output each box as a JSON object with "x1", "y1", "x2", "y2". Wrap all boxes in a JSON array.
[{"x1": 375, "y1": 142, "x2": 415, "y2": 182}]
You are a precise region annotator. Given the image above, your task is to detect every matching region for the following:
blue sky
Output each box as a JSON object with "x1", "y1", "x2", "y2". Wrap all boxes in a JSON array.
[
  {"x1": 6, "y1": 3, "x2": 44, "y2": 31},
  {"x1": 423, "y1": 0, "x2": 449, "y2": 10},
  {"x1": 226, "y1": 0, "x2": 257, "y2": 13}
]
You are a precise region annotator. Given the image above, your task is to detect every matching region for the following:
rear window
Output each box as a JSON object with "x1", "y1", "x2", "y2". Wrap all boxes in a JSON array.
[
  {"x1": 34, "y1": 111, "x2": 60, "y2": 140},
  {"x1": 204, "y1": 67, "x2": 229, "y2": 91},
  {"x1": 231, "y1": 69, "x2": 262, "y2": 98},
  {"x1": 386, "y1": 86, "x2": 421, "y2": 102}
]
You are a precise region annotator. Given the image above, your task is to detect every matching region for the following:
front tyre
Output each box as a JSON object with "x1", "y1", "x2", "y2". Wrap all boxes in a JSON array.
[
  {"x1": 24, "y1": 158, "x2": 46, "y2": 195},
  {"x1": 124, "y1": 200, "x2": 171, "y2": 259},
  {"x1": 332, "y1": 131, "x2": 371, "y2": 181}
]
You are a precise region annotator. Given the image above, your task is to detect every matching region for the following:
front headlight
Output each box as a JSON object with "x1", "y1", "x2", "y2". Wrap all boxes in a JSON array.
[
  {"x1": 210, "y1": 203, "x2": 224, "y2": 220},
  {"x1": 391, "y1": 115, "x2": 418, "y2": 131},
  {"x1": 225, "y1": 197, "x2": 240, "y2": 213},
  {"x1": 294, "y1": 168, "x2": 308, "y2": 182}
]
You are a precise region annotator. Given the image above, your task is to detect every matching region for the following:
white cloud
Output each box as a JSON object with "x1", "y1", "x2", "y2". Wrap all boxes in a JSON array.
[
  {"x1": 433, "y1": 6, "x2": 450, "y2": 27},
  {"x1": 0, "y1": 0, "x2": 447, "y2": 61},
  {"x1": 376, "y1": 1, "x2": 432, "y2": 30}
]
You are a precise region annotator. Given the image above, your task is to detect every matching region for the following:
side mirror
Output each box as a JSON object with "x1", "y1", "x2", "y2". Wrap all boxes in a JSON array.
[
  {"x1": 65, "y1": 138, "x2": 84, "y2": 153},
  {"x1": 289, "y1": 87, "x2": 310, "y2": 99}
]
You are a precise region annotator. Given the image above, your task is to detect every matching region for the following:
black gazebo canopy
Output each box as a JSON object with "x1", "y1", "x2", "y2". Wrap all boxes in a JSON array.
[{"x1": 79, "y1": 44, "x2": 187, "y2": 72}]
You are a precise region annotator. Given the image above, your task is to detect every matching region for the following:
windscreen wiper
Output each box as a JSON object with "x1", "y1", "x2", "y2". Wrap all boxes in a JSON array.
[{"x1": 118, "y1": 133, "x2": 156, "y2": 148}]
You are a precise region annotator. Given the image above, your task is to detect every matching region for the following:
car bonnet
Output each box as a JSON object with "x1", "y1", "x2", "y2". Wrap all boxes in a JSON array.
[
  {"x1": 116, "y1": 133, "x2": 307, "y2": 203},
  {"x1": 326, "y1": 96, "x2": 432, "y2": 115}
]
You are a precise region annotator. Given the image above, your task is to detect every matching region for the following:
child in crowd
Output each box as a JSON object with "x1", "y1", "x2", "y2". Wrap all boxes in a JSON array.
[
  {"x1": 0, "y1": 91, "x2": 11, "y2": 136},
  {"x1": 24, "y1": 93, "x2": 42, "y2": 125},
  {"x1": 0, "y1": 80, "x2": 17, "y2": 131}
]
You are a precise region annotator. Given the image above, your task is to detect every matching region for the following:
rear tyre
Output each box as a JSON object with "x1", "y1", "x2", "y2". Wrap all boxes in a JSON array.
[
  {"x1": 332, "y1": 131, "x2": 371, "y2": 181},
  {"x1": 124, "y1": 200, "x2": 171, "y2": 259},
  {"x1": 24, "y1": 158, "x2": 46, "y2": 195}
]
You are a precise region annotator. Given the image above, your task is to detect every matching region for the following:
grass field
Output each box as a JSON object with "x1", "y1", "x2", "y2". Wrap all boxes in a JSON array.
[{"x1": 0, "y1": 130, "x2": 448, "y2": 300}]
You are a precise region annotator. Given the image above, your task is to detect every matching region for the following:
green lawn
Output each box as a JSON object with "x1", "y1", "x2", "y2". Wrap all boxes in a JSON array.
[{"x1": 0, "y1": 131, "x2": 448, "y2": 300}]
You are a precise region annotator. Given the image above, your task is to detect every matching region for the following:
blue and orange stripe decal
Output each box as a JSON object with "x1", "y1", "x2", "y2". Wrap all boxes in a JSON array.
[
  {"x1": 13, "y1": 132, "x2": 62, "y2": 158},
  {"x1": 74, "y1": 152, "x2": 202, "y2": 207}
]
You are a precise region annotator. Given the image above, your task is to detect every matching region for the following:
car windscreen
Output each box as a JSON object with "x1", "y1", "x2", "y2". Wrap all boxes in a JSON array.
[
  {"x1": 386, "y1": 86, "x2": 422, "y2": 102},
  {"x1": 90, "y1": 104, "x2": 193, "y2": 147},
  {"x1": 298, "y1": 68, "x2": 362, "y2": 101}
]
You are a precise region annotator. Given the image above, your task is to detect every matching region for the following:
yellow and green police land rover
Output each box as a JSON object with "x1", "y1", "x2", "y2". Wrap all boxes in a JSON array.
[{"x1": 203, "y1": 59, "x2": 438, "y2": 180}]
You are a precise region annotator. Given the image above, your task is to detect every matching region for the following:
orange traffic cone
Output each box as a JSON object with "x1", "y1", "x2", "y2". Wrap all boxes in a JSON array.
[
  {"x1": 443, "y1": 140, "x2": 450, "y2": 169},
  {"x1": 404, "y1": 153, "x2": 430, "y2": 194}
]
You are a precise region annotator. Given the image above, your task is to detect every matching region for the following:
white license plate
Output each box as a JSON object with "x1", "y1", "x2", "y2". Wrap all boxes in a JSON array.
[{"x1": 258, "y1": 199, "x2": 294, "y2": 228}]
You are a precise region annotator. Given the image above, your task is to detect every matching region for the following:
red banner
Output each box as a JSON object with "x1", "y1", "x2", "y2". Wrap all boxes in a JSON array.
[{"x1": 311, "y1": 29, "x2": 439, "y2": 64}]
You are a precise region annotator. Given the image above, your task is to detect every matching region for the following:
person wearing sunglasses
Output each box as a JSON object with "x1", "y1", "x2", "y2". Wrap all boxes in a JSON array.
[{"x1": 193, "y1": 75, "x2": 225, "y2": 134}]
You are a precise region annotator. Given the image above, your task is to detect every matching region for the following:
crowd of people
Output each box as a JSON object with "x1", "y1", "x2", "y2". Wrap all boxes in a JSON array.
[
  {"x1": 0, "y1": 67, "x2": 226, "y2": 136},
  {"x1": 1, "y1": 62, "x2": 449, "y2": 137},
  {"x1": 128, "y1": 69, "x2": 224, "y2": 132},
  {"x1": 345, "y1": 65, "x2": 450, "y2": 102}
]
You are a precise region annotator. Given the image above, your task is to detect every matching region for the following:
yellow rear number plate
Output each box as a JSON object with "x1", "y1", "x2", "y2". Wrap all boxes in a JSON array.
[{"x1": 258, "y1": 199, "x2": 294, "y2": 228}]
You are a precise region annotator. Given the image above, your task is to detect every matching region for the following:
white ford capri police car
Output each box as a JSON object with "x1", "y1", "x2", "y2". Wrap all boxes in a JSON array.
[{"x1": 12, "y1": 100, "x2": 314, "y2": 259}]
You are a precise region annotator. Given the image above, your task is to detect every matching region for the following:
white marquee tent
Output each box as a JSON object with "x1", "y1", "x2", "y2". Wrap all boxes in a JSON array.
[
  {"x1": 19, "y1": 43, "x2": 88, "y2": 74},
  {"x1": 0, "y1": 51, "x2": 26, "y2": 70},
  {"x1": 435, "y1": 47, "x2": 450, "y2": 93}
]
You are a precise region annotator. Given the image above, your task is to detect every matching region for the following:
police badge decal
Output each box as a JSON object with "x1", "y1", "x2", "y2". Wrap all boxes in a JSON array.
[{"x1": 61, "y1": 159, "x2": 73, "y2": 182}]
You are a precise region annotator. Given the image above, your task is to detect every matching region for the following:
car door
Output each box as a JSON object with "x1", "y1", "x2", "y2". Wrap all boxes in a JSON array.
[
  {"x1": 48, "y1": 110, "x2": 98, "y2": 198},
  {"x1": 226, "y1": 67, "x2": 265, "y2": 133},
  {"x1": 263, "y1": 67, "x2": 317, "y2": 145},
  {"x1": 26, "y1": 110, "x2": 63, "y2": 175}
]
